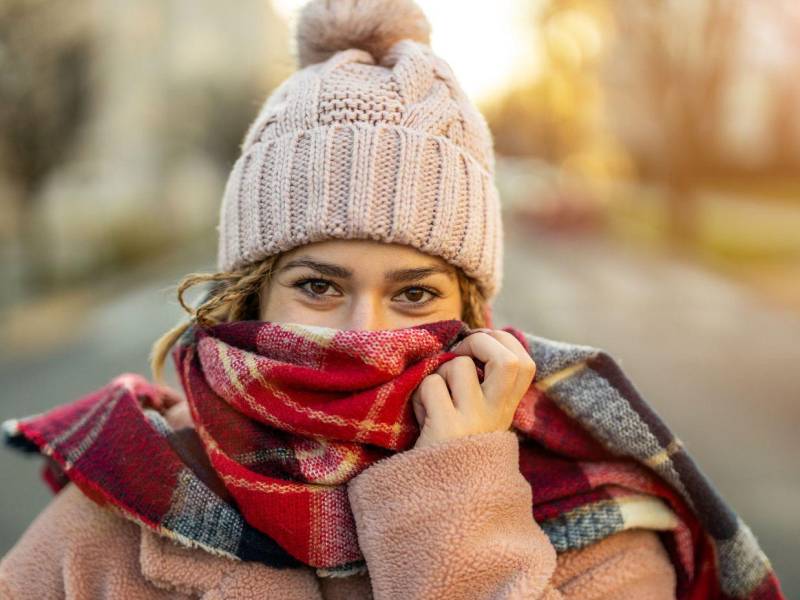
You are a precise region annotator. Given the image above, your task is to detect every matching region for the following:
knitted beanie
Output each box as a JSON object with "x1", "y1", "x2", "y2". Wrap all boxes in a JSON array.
[{"x1": 216, "y1": 0, "x2": 503, "y2": 301}]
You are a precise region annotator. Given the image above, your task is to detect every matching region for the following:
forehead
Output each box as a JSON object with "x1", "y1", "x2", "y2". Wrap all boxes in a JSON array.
[{"x1": 279, "y1": 239, "x2": 450, "y2": 268}]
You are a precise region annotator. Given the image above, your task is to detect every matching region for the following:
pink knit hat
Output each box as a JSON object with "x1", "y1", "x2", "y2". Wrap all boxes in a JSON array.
[{"x1": 216, "y1": 0, "x2": 503, "y2": 301}]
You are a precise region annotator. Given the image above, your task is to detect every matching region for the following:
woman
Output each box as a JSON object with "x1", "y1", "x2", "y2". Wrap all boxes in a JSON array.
[
  {"x1": 0, "y1": 244, "x2": 680, "y2": 600},
  {"x1": 0, "y1": 0, "x2": 783, "y2": 598}
]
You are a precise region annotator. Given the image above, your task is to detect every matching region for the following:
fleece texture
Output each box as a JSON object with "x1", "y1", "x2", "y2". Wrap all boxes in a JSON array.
[{"x1": 0, "y1": 429, "x2": 676, "y2": 599}]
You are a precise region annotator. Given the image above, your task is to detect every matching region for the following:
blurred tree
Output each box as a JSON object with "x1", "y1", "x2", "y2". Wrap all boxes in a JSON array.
[
  {"x1": 483, "y1": 0, "x2": 637, "y2": 217},
  {"x1": 485, "y1": 0, "x2": 758, "y2": 244},
  {"x1": 0, "y1": 0, "x2": 94, "y2": 293},
  {"x1": 602, "y1": 0, "x2": 742, "y2": 244},
  {"x1": 766, "y1": 2, "x2": 800, "y2": 172},
  {"x1": 484, "y1": 0, "x2": 611, "y2": 165},
  {"x1": 0, "y1": 0, "x2": 291, "y2": 303}
]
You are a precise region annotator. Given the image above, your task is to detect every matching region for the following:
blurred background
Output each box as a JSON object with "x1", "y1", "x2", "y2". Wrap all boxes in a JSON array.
[{"x1": 0, "y1": 0, "x2": 797, "y2": 594}]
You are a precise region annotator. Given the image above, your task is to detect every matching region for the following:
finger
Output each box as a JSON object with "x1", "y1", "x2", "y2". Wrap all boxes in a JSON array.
[
  {"x1": 481, "y1": 330, "x2": 537, "y2": 399},
  {"x1": 155, "y1": 385, "x2": 185, "y2": 409},
  {"x1": 450, "y1": 332, "x2": 518, "y2": 406},
  {"x1": 412, "y1": 373, "x2": 455, "y2": 425},
  {"x1": 435, "y1": 356, "x2": 483, "y2": 411},
  {"x1": 137, "y1": 383, "x2": 184, "y2": 411},
  {"x1": 485, "y1": 330, "x2": 532, "y2": 365},
  {"x1": 411, "y1": 389, "x2": 426, "y2": 426},
  {"x1": 165, "y1": 401, "x2": 193, "y2": 429}
]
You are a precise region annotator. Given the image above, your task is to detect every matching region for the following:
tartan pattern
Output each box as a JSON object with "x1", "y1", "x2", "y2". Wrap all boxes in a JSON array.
[{"x1": 1, "y1": 319, "x2": 785, "y2": 598}]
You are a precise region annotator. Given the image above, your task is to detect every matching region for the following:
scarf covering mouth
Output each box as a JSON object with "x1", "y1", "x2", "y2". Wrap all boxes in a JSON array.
[{"x1": 2, "y1": 318, "x2": 784, "y2": 598}]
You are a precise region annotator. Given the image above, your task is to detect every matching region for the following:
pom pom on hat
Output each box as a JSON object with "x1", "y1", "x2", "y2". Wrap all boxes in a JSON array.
[{"x1": 295, "y1": 0, "x2": 432, "y2": 67}]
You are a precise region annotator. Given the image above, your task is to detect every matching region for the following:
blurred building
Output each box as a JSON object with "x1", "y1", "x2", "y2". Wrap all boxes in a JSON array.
[{"x1": 0, "y1": 0, "x2": 292, "y2": 307}]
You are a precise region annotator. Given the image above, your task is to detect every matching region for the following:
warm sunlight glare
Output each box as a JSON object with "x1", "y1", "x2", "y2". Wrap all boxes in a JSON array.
[{"x1": 272, "y1": 0, "x2": 542, "y2": 103}]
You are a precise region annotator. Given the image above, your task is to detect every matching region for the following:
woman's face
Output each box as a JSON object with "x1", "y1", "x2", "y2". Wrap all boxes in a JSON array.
[{"x1": 259, "y1": 239, "x2": 463, "y2": 331}]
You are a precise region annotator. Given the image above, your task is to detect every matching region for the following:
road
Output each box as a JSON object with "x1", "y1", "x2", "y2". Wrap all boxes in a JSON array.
[{"x1": 1, "y1": 223, "x2": 797, "y2": 595}]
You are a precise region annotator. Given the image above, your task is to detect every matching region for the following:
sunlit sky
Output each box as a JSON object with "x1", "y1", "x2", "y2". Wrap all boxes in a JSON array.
[{"x1": 272, "y1": 0, "x2": 543, "y2": 104}]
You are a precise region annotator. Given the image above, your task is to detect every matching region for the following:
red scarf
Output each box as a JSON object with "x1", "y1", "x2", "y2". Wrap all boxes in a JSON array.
[
  {"x1": 4, "y1": 318, "x2": 785, "y2": 598},
  {"x1": 175, "y1": 319, "x2": 470, "y2": 568}
]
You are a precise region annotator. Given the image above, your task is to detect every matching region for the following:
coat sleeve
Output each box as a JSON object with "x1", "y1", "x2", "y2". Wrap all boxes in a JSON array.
[
  {"x1": 0, "y1": 480, "x2": 331, "y2": 600},
  {"x1": 0, "y1": 482, "x2": 187, "y2": 599},
  {"x1": 345, "y1": 430, "x2": 677, "y2": 600}
]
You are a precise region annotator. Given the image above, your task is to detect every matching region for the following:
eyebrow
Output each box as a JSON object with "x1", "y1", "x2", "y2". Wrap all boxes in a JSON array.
[{"x1": 278, "y1": 258, "x2": 455, "y2": 283}]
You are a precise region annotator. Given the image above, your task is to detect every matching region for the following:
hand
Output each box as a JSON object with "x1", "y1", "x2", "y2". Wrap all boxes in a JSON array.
[
  {"x1": 410, "y1": 329, "x2": 535, "y2": 450},
  {"x1": 164, "y1": 400, "x2": 194, "y2": 430},
  {"x1": 116, "y1": 372, "x2": 184, "y2": 413},
  {"x1": 114, "y1": 373, "x2": 191, "y2": 429}
]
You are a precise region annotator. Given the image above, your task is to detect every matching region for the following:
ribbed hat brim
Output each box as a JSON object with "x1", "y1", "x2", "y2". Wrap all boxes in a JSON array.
[{"x1": 217, "y1": 121, "x2": 502, "y2": 299}]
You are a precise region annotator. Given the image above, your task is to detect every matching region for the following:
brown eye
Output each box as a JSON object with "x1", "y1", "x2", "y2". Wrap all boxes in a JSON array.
[
  {"x1": 293, "y1": 278, "x2": 339, "y2": 298},
  {"x1": 308, "y1": 280, "x2": 330, "y2": 295},
  {"x1": 394, "y1": 286, "x2": 438, "y2": 306}
]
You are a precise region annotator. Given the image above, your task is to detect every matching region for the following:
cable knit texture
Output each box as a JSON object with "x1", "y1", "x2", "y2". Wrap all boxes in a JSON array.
[
  {"x1": 0, "y1": 430, "x2": 677, "y2": 599},
  {"x1": 217, "y1": 0, "x2": 504, "y2": 300}
]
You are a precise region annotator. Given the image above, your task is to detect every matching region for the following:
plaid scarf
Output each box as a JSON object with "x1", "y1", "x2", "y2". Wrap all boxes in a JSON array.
[{"x1": 2, "y1": 318, "x2": 784, "y2": 598}]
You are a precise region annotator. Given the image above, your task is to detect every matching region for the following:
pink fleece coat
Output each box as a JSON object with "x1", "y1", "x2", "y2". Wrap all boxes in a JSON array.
[{"x1": 0, "y1": 429, "x2": 677, "y2": 599}]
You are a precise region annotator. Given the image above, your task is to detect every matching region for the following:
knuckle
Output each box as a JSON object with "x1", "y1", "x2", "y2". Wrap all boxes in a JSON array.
[
  {"x1": 420, "y1": 373, "x2": 443, "y2": 391},
  {"x1": 490, "y1": 329, "x2": 518, "y2": 348},
  {"x1": 499, "y1": 353, "x2": 520, "y2": 370},
  {"x1": 494, "y1": 330, "x2": 516, "y2": 344},
  {"x1": 453, "y1": 356, "x2": 475, "y2": 369}
]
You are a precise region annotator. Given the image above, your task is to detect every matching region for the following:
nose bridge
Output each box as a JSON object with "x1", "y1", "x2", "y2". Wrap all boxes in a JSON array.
[{"x1": 347, "y1": 289, "x2": 385, "y2": 331}]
